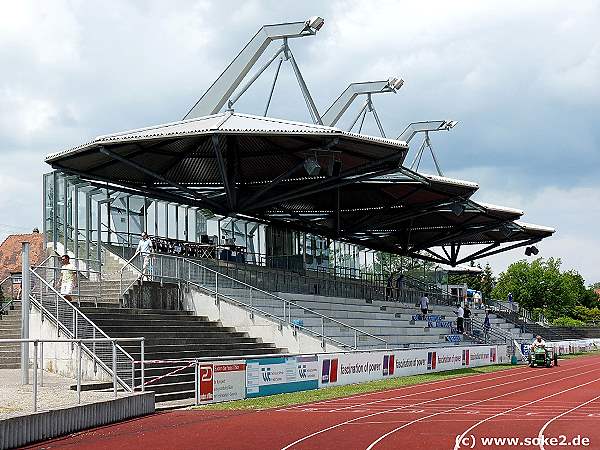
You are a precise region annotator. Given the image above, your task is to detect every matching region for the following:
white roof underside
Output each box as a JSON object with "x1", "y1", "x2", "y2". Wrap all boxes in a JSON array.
[{"x1": 515, "y1": 221, "x2": 556, "y2": 233}]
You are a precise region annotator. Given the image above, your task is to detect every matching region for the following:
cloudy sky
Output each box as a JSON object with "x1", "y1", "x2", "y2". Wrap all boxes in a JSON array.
[{"x1": 1, "y1": 0, "x2": 599, "y2": 283}]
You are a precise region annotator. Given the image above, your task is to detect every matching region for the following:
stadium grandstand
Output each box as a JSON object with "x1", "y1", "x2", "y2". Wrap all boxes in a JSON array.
[{"x1": 15, "y1": 16, "x2": 558, "y2": 406}]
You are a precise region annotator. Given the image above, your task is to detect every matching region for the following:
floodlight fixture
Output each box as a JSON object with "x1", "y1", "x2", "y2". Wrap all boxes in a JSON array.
[
  {"x1": 306, "y1": 16, "x2": 325, "y2": 31},
  {"x1": 387, "y1": 77, "x2": 405, "y2": 91},
  {"x1": 531, "y1": 245, "x2": 539, "y2": 255},
  {"x1": 304, "y1": 156, "x2": 321, "y2": 176},
  {"x1": 525, "y1": 247, "x2": 532, "y2": 256},
  {"x1": 444, "y1": 120, "x2": 458, "y2": 129}
]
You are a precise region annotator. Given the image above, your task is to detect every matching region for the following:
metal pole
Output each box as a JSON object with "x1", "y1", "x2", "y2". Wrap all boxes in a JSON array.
[
  {"x1": 215, "y1": 272, "x2": 219, "y2": 304},
  {"x1": 141, "y1": 339, "x2": 145, "y2": 392},
  {"x1": 112, "y1": 341, "x2": 117, "y2": 398},
  {"x1": 32, "y1": 341, "x2": 38, "y2": 412},
  {"x1": 21, "y1": 242, "x2": 31, "y2": 385},
  {"x1": 194, "y1": 360, "x2": 199, "y2": 406},
  {"x1": 77, "y1": 341, "x2": 82, "y2": 404},
  {"x1": 39, "y1": 341, "x2": 44, "y2": 387}
]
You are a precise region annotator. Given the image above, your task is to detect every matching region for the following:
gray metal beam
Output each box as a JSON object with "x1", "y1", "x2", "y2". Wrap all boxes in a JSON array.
[
  {"x1": 184, "y1": 17, "x2": 324, "y2": 119},
  {"x1": 322, "y1": 79, "x2": 403, "y2": 127}
]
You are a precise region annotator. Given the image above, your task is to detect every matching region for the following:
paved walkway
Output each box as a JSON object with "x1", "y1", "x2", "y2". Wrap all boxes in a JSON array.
[{"x1": 0, "y1": 368, "x2": 127, "y2": 420}]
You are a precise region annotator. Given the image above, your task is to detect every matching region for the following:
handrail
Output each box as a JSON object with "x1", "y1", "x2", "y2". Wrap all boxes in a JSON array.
[
  {"x1": 29, "y1": 269, "x2": 136, "y2": 391},
  {"x1": 186, "y1": 279, "x2": 353, "y2": 350},
  {"x1": 119, "y1": 251, "x2": 144, "y2": 299},
  {"x1": 119, "y1": 251, "x2": 388, "y2": 349},
  {"x1": 175, "y1": 254, "x2": 387, "y2": 348}
]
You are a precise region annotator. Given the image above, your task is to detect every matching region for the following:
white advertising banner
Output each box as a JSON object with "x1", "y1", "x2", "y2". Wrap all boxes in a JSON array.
[{"x1": 318, "y1": 345, "x2": 500, "y2": 388}]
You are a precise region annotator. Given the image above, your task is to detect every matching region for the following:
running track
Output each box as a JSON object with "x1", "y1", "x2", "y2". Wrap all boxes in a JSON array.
[{"x1": 29, "y1": 354, "x2": 600, "y2": 450}]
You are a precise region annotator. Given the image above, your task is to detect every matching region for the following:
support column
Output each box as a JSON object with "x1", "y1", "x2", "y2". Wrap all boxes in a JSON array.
[{"x1": 21, "y1": 242, "x2": 31, "y2": 385}]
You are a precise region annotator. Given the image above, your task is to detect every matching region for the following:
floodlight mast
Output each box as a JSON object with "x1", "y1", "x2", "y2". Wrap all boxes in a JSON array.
[
  {"x1": 322, "y1": 78, "x2": 404, "y2": 127},
  {"x1": 184, "y1": 17, "x2": 324, "y2": 120},
  {"x1": 396, "y1": 120, "x2": 458, "y2": 176}
]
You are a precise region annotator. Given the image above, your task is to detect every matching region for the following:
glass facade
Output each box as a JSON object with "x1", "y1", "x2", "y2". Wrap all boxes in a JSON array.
[{"x1": 43, "y1": 170, "x2": 431, "y2": 282}]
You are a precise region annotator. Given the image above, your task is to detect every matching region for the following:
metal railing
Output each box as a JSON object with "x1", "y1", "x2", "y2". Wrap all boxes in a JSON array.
[
  {"x1": 0, "y1": 337, "x2": 144, "y2": 412},
  {"x1": 120, "y1": 252, "x2": 388, "y2": 350},
  {"x1": 33, "y1": 257, "x2": 106, "y2": 307},
  {"x1": 486, "y1": 298, "x2": 545, "y2": 325},
  {"x1": 28, "y1": 269, "x2": 142, "y2": 392}
]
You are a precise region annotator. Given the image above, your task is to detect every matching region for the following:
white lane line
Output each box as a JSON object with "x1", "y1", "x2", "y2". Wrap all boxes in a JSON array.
[
  {"x1": 451, "y1": 376, "x2": 600, "y2": 450},
  {"x1": 281, "y1": 361, "x2": 598, "y2": 450},
  {"x1": 278, "y1": 364, "x2": 527, "y2": 411},
  {"x1": 538, "y1": 392, "x2": 600, "y2": 450},
  {"x1": 366, "y1": 366, "x2": 600, "y2": 450},
  {"x1": 327, "y1": 366, "x2": 556, "y2": 412}
]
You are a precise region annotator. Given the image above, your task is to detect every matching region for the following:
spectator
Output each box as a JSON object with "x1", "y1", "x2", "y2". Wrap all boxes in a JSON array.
[
  {"x1": 136, "y1": 232, "x2": 154, "y2": 280},
  {"x1": 464, "y1": 303, "x2": 472, "y2": 333},
  {"x1": 456, "y1": 303, "x2": 465, "y2": 334},
  {"x1": 419, "y1": 293, "x2": 429, "y2": 320},
  {"x1": 385, "y1": 273, "x2": 394, "y2": 301},
  {"x1": 508, "y1": 292, "x2": 514, "y2": 311},
  {"x1": 395, "y1": 273, "x2": 404, "y2": 301},
  {"x1": 59, "y1": 254, "x2": 77, "y2": 302},
  {"x1": 483, "y1": 310, "x2": 491, "y2": 342}
]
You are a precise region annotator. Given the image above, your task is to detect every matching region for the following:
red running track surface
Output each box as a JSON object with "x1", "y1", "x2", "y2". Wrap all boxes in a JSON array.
[{"x1": 27, "y1": 354, "x2": 600, "y2": 450}]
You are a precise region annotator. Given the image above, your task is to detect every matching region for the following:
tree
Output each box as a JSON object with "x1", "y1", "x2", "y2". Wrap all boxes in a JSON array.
[
  {"x1": 480, "y1": 263, "x2": 495, "y2": 301},
  {"x1": 492, "y1": 257, "x2": 589, "y2": 320}
]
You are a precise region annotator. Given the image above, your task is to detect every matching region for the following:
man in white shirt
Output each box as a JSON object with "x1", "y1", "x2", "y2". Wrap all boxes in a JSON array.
[
  {"x1": 419, "y1": 293, "x2": 429, "y2": 319},
  {"x1": 531, "y1": 335, "x2": 546, "y2": 351},
  {"x1": 136, "y1": 232, "x2": 154, "y2": 280},
  {"x1": 59, "y1": 254, "x2": 77, "y2": 302},
  {"x1": 456, "y1": 304, "x2": 465, "y2": 334}
]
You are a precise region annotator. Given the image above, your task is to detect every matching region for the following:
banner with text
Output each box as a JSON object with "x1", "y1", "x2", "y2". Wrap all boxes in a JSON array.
[
  {"x1": 246, "y1": 355, "x2": 319, "y2": 398},
  {"x1": 318, "y1": 345, "x2": 501, "y2": 388}
]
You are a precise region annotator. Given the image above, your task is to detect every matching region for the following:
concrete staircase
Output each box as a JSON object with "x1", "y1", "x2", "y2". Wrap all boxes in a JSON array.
[
  {"x1": 78, "y1": 302, "x2": 283, "y2": 402},
  {"x1": 78, "y1": 251, "x2": 138, "y2": 304},
  {"x1": 0, "y1": 301, "x2": 21, "y2": 369},
  {"x1": 235, "y1": 292, "x2": 534, "y2": 348}
]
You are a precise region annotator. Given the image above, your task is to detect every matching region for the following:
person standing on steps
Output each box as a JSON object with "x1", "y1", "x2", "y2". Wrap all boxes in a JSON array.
[
  {"x1": 395, "y1": 272, "x2": 404, "y2": 302},
  {"x1": 385, "y1": 273, "x2": 394, "y2": 301},
  {"x1": 136, "y1": 232, "x2": 154, "y2": 281},
  {"x1": 59, "y1": 254, "x2": 77, "y2": 302},
  {"x1": 463, "y1": 303, "x2": 472, "y2": 333},
  {"x1": 483, "y1": 310, "x2": 491, "y2": 342},
  {"x1": 419, "y1": 292, "x2": 429, "y2": 320},
  {"x1": 456, "y1": 303, "x2": 465, "y2": 334}
]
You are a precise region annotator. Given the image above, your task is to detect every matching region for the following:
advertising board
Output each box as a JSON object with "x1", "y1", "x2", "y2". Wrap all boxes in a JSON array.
[
  {"x1": 198, "y1": 360, "x2": 246, "y2": 404},
  {"x1": 246, "y1": 355, "x2": 319, "y2": 398},
  {"x1": 318, "y1": 345, "x2": 499, "y2": 388}
]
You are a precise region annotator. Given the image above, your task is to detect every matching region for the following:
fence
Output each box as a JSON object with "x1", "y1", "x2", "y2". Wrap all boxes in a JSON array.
[
  {"x1": 141, "y1": 343, "x2": 508, "y2": 406},
  {"x1": 121, "y1": 252, "x2": 388, "y2": 350},
  {"x1": 0, "y1": 338, "x2": 144, "y2": 413},
  {"x1": 28, "y1": 267, "x2": 142, "y2": 392}
]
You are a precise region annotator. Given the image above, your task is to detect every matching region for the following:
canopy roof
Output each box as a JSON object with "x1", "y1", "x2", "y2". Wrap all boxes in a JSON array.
[{"x1": 46, "y1": 112, "x2": 554, "y2": 265}]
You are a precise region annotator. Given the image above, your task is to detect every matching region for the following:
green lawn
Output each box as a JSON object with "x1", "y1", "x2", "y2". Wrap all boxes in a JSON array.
[{"x1": 194, "y1": 364, "x2": 515, "y2": 411}]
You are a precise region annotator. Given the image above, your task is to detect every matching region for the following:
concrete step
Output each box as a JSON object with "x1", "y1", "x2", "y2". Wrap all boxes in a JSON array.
[
  {"x1": 108, "y1": 330, "x2": 250, "y2": 339},
  {"x1": 80, "y1": 307, "x2": 194, "y2": 316},
  {"x1": 122, "y1": 342, "x2": 275, "y2": 354}
]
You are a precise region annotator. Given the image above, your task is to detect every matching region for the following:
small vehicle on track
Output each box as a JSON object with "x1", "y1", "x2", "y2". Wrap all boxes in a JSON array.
[{"x1": 529, "y1": 346, "x2": 558, "y2": 368}]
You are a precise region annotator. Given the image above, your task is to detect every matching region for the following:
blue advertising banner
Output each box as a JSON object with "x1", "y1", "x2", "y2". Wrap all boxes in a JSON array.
[{"x1": 246, "y1": 355, "x2": 319, "y2": 398}]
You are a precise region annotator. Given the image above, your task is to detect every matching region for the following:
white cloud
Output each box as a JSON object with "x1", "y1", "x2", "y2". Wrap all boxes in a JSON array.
[{"x1": 0, "y1": 0, "x2": 599, "y2": 285}]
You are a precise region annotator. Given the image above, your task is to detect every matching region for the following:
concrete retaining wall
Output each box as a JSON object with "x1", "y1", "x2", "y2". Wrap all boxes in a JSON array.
[
  {"x1": 185, "y1": 287, "x2": 346, "y2": 354},
  {"x1": 0, "y1": 392, "x2": 154, "y2": 449},
  {"x1": 29, "y1": 305, "x2": 112, "y2": 382}
]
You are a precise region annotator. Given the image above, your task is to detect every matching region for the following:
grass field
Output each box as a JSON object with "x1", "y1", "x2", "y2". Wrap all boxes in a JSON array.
[{"x1": 194, "y1": 363, "x2": 515, "y2": 411}]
